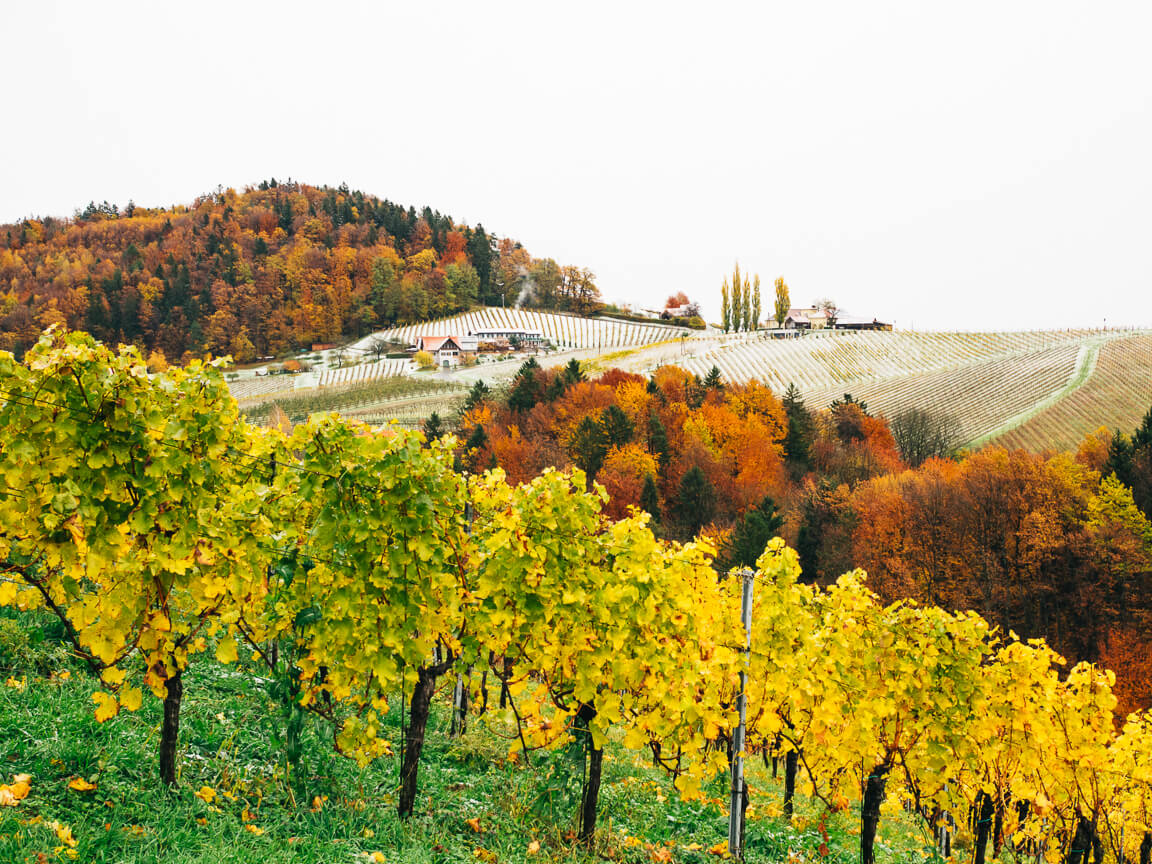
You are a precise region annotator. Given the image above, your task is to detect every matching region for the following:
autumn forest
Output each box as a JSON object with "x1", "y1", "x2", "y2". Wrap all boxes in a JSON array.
[{"x1": 0, "y1": 181, "x2": 598, "y2": 362}]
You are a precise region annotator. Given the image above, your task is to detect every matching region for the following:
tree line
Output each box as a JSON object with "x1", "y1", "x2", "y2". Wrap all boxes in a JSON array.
[{"x1": 0, "y1": 181, "x2": 599, "y2": 363}]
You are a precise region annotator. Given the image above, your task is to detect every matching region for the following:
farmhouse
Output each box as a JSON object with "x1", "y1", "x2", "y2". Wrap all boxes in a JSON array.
[
  {"x1": 467, "y1": 327, "x2": 544, "y2": 348},
  {"x1": 783, "y1": 308, "x2": 829, "y2": 330},
  {"x1": 416, "y1": 335, "x2": 471, "y2": 366}
]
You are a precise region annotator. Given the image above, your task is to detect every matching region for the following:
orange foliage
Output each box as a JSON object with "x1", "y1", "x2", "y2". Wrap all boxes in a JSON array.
[{"x1": 598, "y1": 444, "x2": 658, "y2": 520}]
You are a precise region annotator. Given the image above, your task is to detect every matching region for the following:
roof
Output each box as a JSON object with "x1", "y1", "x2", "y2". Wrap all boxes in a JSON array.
[{"x1": 419, "y1": 336, "x2": 460, "y2": 352}]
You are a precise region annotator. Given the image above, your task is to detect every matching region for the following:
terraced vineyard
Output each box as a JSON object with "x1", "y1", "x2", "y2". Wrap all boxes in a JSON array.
[
  {"x1": 239, "y1": 376, "x2": 467, "y2": 427},
  {"x1": 360, "y1": 307, "x2": 686, "y2": 351},
  {"x1": 992, "y1": 333, "x2": 1152, "y2": 451},
  {"x1": 679, "y1": 328, "x2": 1150, "y2": 448},
  {"x1": 316, "y1": 358, "x2": 410, "y2": 387}
]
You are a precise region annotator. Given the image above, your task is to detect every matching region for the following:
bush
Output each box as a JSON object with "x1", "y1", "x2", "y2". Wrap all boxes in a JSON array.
[{"x1": 414, "y1": 350, "x2": 436, "y2": 370}]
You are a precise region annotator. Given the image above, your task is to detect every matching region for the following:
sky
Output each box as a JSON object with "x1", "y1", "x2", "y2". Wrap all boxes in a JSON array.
[{"x1": 3, "y1": 1, "x2": 1150, "y2": 331}]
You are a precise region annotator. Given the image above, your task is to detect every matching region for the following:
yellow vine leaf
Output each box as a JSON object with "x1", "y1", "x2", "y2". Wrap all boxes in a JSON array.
[
  {"x1": 67, "y1": 777, "x2": 97, "y2": 792},
  {"x1": 92, "y1": 691, "x2": 119, "y2": 723}
]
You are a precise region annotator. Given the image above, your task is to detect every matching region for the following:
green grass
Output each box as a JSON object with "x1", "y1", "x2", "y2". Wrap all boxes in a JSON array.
[{"x1": 0, "y1": 612, "x2": 943, "y2": 864}]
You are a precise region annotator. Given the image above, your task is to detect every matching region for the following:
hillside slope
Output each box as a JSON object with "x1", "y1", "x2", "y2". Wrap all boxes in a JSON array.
[
  {"x1": 991, "y1": 333, "x2": 1152, "y2": 451},
  {"x1": 675, "y1": 328, "x2": 1150, "y2": 448}
]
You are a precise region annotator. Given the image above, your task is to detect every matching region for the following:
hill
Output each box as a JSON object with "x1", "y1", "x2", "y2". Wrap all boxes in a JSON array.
[
  {"x1": 671, "y1": 328, "x2": 1151, "y2": 449},
  {"x1": 0, "y1": 181, "x2": 588, "y2": 361}
]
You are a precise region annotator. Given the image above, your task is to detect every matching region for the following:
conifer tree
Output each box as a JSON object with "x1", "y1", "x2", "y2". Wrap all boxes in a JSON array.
[{"x1": 639, "y1": 474, "x2": 661, "y2": 524}]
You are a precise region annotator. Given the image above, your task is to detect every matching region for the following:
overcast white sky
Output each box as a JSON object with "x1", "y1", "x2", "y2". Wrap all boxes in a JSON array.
[{"x1": 3, "y1": 1, "x2": 1150, "y2": 330}]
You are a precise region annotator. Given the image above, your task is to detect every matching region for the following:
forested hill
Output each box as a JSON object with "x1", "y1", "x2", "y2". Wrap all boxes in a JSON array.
[{"x1": 0, "y1": 180, "x2": 584, "y2": 361}]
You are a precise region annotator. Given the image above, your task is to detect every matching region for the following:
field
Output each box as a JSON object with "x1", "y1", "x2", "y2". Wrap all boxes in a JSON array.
[
  {"x1": 228, "y1": 322, "x2": 1152, "y2": 451},
  {"x1": 674, "y1": 329, "x2": 1151, "y2": 448},
  {"x1": 992, "y1": 333, "x2": 1152, "y2": 451},
  {"x1": 239, "y1": 376, "x2": 467, "y2": 428},
  {"x1": 362, "y1": 308, "x2": 688, "y2": 351}
]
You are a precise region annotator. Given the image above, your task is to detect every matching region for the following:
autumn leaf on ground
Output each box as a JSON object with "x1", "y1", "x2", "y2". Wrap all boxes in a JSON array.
[
  {"x1": 365, "y1": 854, "x2": 385, "y2": 864},
  {"x1": 708, "y1": 841, "x2": 730, "y2": 857},
  {"x1": 68, "y1": 777, "x2": 97, "y2": 792},
  {"x1": 466, "y1": 816, "x2": 483, "y2": 833},
  {"x1": 244, "y1": 824, "x2": 264, "y2": 835},
  {"x1": 473, "y1": 849, "x2": 497, "y2": 864},
  {"x1": 527, "y1": 840, "x2": 541, "y2": 855},
  {"x1": 0, "y1": 774, "x2": 32, "y2": 805},
  {"x1": 194, "y1": 786, "x2": 216, "y2": 804}
]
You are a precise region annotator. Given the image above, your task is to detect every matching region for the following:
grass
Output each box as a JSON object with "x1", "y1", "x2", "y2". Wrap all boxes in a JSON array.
[{"x1": 0, "y1": 611, "x2": 944, "y2": 864}]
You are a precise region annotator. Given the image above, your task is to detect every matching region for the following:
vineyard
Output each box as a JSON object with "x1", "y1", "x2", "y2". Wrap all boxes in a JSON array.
[
  {"x1": 363, "y1": 307, "x2": 688, "y2": 351},
  {"x1": 2, "y1": 331, "x2": 1152, "y2": 864},
  {"x1": 677, "y1": 329, "x2": 1151, "y2": 448},
  {"x1": 992, "y1": 334, "x2": 1152, "y2": 452},
  {"x1": 239, "y1": 375, "x2": 466, "y2": 428}
]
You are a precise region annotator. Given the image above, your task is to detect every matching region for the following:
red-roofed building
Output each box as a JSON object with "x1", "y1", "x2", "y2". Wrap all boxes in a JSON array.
[{"x1": 416, "y1": 335, "x2": 475, "y2": 366}]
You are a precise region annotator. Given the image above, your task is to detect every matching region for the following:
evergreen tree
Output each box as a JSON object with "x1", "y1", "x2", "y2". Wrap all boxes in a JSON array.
[
  {"x1": 563, "y1": 358, "x2": 585, "y2": 386},
  {"x1": 639, "y1": 474, "x2": 661, "y2": 523},
  {"x1": 422, "y1": 412, "x2": 444, "y2": 443},
  {"x1": 543, "y1": 373, "x2": 567, "y2": 402},
  {"x1": 507, "y1": 358, "x2": 542, "y2": 412},
  {"x1": 568, "y1": 416, "x2": 608, "y2": 481},
  {"x1": 466, "y1": 224, "x2": 494, "y2": 303},
  {"x1": 600, "y1": 405, "x2": 634, "y2": 448},
  {"x1": 782, "y1": 383, "x2": 813, "y2": 472},
  {"x1": 461, "y1": 379, "x2": 491, "y2": 415},
  {"x1": 1134, "y1": 405, "x2": 1152, "y2": 451},
  {"x1": 829, "y1": 393, "x2": 870, "y2": 416},
  {"x1": 703, "y1": 365, "x2": 724, "y2": 391},
  {"x1": 648, "y1": 411, "x2": 670, "y2": 471},
  {"x1": 675, "y1": 466, "x2": 715, "y2": 540},
  {"x1": 719, "y1": 495, "x2": 784, "y2": 571},
  {"x1": 465, "y1": 423, "x2": 488, "y2": 453}
]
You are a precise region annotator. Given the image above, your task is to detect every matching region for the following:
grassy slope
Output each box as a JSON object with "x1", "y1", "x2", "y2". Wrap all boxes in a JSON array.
[{"x1": 0, "y1": 616, "x2": 939, "y2": 864}]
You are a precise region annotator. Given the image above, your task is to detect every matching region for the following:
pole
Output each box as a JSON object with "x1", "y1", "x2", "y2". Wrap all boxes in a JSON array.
[{"x1": 728, "y1": 568, "x2": 754, "y2": 859}]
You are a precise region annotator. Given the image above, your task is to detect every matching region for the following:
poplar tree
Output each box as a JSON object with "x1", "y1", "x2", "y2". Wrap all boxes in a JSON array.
[
  {"x1": 741, "y1": 275, "x2": 752, "y2": 331},
  {"x1": 774, "y1": 276, "x2": 790, "y2": 327},
  {"x1": 752, "y1": 274, "x2": 762, "y2": 331},
  {"x1": 721, "y1": 277, "x2": 731, "y2": 333}
]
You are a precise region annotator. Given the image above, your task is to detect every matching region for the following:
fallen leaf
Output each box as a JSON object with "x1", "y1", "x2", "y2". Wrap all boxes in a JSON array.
[
  {"x1": 244, "y1": 824, "x2": 264, "y2": 835},
  {"x1": 194, "y1": 786, "x2": 216, "y2": 804},
  {"x1": 527, "y1": 840, "x2": 541, "y2": 855},
  {"x1": 708, "y1": 841, "x2": 730, "y2": 857},
  {"x1": 466, "y1": 817, "x2": 483, "y2": 833},
  {"x1": 68, "y1": 777, "x2": 97, "y2": 792},
  {"x1": 0, "y1": 773, "x2": 32, "y2": 806}
]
